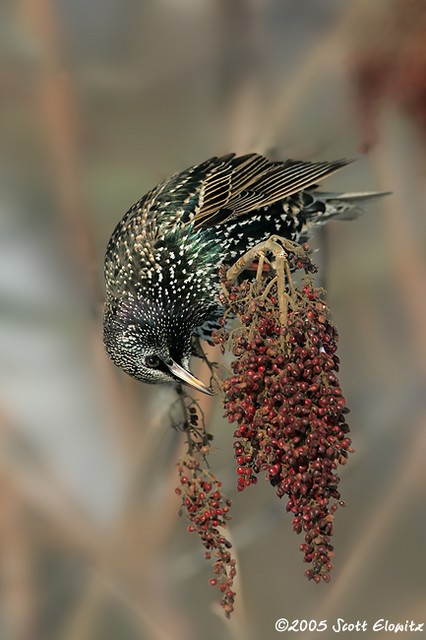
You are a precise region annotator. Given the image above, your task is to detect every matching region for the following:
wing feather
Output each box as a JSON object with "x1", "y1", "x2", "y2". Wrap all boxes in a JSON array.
[
  {"x1": 142, "y1": 153, "x2": 352, "y2": 232},
  {"x1": 191, "y1": 155, "x2": 352, "y2": 228}
]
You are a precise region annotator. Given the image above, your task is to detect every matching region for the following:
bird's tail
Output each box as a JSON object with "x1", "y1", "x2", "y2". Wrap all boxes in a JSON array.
[{"x1": 313, "y1": 190, "x2": 390, "y2": 222}]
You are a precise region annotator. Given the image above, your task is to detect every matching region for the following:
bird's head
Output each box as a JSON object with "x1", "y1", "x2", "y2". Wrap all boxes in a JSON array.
[{"x1": 103, "y1": 297, "x2": 213, "y2": 395}]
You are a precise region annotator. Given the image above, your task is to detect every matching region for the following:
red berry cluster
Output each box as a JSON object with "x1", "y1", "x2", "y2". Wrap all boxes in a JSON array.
[
  {"x1": 174, "y1": 396, "x2": 236, "y2": 616},
  {"x1": 214, "y1": 245, "x2": 352, "y2": 582}
]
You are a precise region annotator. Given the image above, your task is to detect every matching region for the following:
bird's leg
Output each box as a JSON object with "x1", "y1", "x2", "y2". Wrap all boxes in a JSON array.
[
  {"x1": 225, "y1": 239, "x2": 280, "y2": 281},
  {"x1": 226, "y1": 235, "x2": 306, "y2": 282},
  {"x1": 264, "y1": 235, "x2": 304, "y2": 311}
]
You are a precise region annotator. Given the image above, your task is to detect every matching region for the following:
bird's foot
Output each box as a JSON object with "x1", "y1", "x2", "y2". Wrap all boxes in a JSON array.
[{"x1": 224, "y1": 236, "x2": 311, "y2": 335}]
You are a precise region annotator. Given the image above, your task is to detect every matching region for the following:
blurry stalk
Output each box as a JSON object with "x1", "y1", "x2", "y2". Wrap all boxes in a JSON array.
[
  {"x1": 0, "y1": 468, "x2": 34, "y2": 640},
  {"x1": 214, "y1": 0, "x2": 263, "y2": 154},
  {"x1": 18, "y1": 0, "x2": 100, "y2": 308},
  {"x1": 372, "y1": 111, "x2": 426, "y2": 377},
  {"x1": 0, "y1": 408, "x2": 101, "y2": 553},
  {"x1": 253, "y1": 0, "x2": 361, "y2": 155}
]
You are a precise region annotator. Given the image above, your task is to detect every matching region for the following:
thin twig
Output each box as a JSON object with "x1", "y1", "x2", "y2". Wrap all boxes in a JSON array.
[{"x1": 255, "y1": 251, "x2": 266, "y2": 281}]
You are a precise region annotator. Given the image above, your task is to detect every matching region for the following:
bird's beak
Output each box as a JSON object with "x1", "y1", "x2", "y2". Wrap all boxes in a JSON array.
[{"x1": 168, "y1": 360, "x2": 214, "y2": 396}]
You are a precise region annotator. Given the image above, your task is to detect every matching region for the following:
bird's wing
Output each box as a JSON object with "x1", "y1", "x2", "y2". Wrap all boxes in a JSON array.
[
  {"x1": 144, "y1": 154, "x2": 352, "y2": 232},
  {"x1": 188, "y1": 154, "x2": 352, "y2": 229}
]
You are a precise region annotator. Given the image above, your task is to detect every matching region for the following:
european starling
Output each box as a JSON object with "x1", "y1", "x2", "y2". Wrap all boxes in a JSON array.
[{"x1": 103, "y1": 153, "x2": 382, "y2": 394}]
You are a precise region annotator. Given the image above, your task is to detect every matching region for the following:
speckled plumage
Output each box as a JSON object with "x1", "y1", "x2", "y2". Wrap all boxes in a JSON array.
[{"x1": 103, "y1": 153, "x2": 379, "y2": 390}]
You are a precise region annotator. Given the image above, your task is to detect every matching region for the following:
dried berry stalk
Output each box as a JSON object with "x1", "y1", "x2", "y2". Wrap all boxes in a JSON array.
[
  {"x1": 214, "y1": 237, "x2": 353, "y2": 583},
  {"x1": 174, "y1": 390, "x2": 236, "y2": 617}
]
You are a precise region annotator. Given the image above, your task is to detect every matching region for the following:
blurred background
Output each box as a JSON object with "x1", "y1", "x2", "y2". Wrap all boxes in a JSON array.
[{"x1": 1, "y1": 0, "x2": 426, "y2": 638}]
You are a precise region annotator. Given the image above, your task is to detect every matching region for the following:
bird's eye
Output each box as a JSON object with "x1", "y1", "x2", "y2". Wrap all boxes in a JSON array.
[{"x1": 145, "y1": 355, "x2": 160, "y2": 368}]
